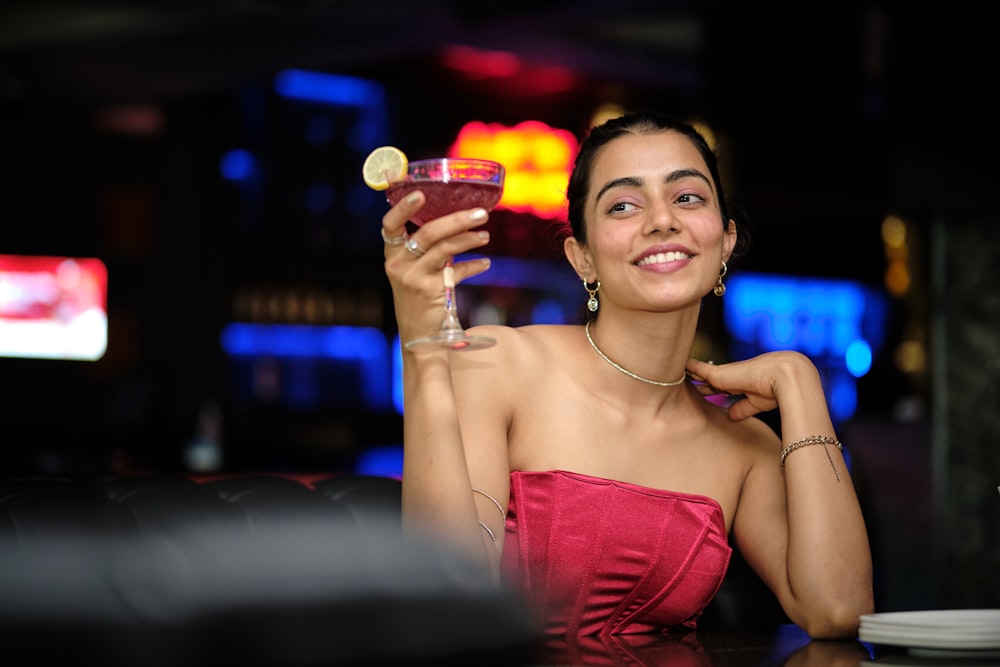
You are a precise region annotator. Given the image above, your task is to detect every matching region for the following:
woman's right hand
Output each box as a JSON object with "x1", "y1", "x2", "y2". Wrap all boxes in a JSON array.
[{"x1": 380, "y1": 190, "x2": 492, "y2": 350}]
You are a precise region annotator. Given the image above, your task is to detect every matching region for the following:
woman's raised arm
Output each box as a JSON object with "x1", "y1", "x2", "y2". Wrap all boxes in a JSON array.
[{"x1": 382, "y1": 191, "x2": 507, "y2": 573}]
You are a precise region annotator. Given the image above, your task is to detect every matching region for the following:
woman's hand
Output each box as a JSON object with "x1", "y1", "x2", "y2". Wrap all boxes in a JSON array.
[
  {"x1": 381, "y1": 190, "x2": 492, "y2": 349},
  {"x1": 686, "y1": 351, "x2": 824, "y2": 422}
]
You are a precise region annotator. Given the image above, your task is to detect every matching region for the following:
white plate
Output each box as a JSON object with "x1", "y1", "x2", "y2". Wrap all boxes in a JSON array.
[
  {"x1": 860, "y1": 628, "x2": 1000, "y2": 650},
  {"x1": 859, "y1": 609, "x2": 1000, "y2": 651},
  {"x1": 861, "y1": 609, "x2": 1000, "y2": 629}
]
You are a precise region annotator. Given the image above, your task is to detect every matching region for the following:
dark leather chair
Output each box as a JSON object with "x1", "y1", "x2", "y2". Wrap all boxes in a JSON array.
[{"x1": 0, "y1": 473, "x2": 539, "y2": 666}]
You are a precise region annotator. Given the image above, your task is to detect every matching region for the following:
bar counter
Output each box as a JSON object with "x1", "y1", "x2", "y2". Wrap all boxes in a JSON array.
[{"x1": 526, "y1": 624, "x2": 1000, "y2": 666}]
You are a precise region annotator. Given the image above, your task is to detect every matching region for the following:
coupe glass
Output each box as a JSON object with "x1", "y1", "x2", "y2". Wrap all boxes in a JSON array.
[{"x1": 386, "y1": 157, "x2": 505, "y2": 350}]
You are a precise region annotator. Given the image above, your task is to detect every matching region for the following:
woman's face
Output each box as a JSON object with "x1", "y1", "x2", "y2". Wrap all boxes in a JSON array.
[{"x1": 574, "y1": 130, "x2": 736, "y2": 313}]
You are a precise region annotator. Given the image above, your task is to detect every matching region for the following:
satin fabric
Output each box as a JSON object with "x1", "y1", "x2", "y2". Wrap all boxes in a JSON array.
[{"x1": 501, "y1": 470, "x2": 732, "y2": 637}]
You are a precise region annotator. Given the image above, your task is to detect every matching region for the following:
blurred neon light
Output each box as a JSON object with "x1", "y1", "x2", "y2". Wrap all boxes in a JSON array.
[
  {"x1": 460, "y1": 254, "x2": 578, "y2": 294},
  {"x1": 440, "y1": 46, "x2": 576, "y2": 94},
  {"x1": 450, "y1": 120, "x2": 576, "y2": 219},
  {"x1": 219, "y1": 149, "x2": 257, "y2": 182},
  {"x1": 845, "y1": 339, "x2": 873, "y2": 377},
  {"x1": 392, "y1": 334, "x2": 403, "y2": 415},
  {"x1": 355, "y1": 444, "x2": 404, "y2": 478},
  {"x1": 441, "y1": 46, "x2": 521, "y2": 78},
  {"x1": 221, "y1": 323, "x2": 391, "y2": 411},
  {"x1": 273, "y1": 69, "x2": 385, "y2": 107},
  {"x1": 0, "y1": 254, "x2": 108, "y2": 361},
  {"x1": 723, "y1": 272, "x2": 888, "y2": 422},
  {"x1": 724, "y1": 273, "x2": 883, "y2": 361}
]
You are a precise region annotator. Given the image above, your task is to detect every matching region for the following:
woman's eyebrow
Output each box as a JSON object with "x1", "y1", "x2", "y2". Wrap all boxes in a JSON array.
[
  {"x1": 594, "y1": 169, "x2": 713, "y2": 202},
  {"x1": 665, "y1": 168, "x2": 712, "y2": 188},
  {"x1": 595, "y1": 176, "x2": 642, "y2": 202}
]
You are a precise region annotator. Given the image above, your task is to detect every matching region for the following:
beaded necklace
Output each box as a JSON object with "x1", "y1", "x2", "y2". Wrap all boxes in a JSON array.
[{"x1": 585, "y1": 321, "x2": 687, "y2": 388}]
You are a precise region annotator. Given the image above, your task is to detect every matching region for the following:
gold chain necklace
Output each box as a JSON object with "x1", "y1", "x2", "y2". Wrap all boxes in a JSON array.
[{"x1": 585, "y1": 321, "x2": 687, "y2": 387}]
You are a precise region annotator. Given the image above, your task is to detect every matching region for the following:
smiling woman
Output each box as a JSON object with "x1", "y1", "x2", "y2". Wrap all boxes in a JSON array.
[{"x1": 380, "y1": 109, "x2": 874, "y2": 639}]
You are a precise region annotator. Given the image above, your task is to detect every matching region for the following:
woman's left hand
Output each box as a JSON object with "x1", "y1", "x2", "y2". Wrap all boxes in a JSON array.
[{"x1": 686, "y1": 351, "x2": 822, "y2": 422}]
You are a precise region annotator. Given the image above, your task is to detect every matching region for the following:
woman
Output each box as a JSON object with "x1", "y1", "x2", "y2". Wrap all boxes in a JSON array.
[{"x1": 380, "y1": 110, "x2": 873, "y2": 638}]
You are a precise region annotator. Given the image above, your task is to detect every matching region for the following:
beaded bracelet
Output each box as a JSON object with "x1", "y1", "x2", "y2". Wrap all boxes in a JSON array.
[{"x1": 780, "y1": 435, "x2": 844, "y2": 482}]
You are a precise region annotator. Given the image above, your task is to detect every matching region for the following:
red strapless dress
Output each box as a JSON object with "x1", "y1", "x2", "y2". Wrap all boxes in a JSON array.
[{"x1": 500, "y1": 470, "x2": 732, "y2": 636}]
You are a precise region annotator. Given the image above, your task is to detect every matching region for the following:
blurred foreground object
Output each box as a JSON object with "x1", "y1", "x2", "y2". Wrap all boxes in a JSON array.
[{"x1": 0, "y1": 474, "x2": 539, "y2": 666}]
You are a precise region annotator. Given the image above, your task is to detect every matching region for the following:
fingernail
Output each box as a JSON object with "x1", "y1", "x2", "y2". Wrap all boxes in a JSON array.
[
  {"x1": 476, "y1": 231, "x2": 490, "y2": 241},
  {"x1": 480, "y1": 258, "x2": 491, "y2": 269},
  {"x1": 405, "y1": 193, "x2": 420, "y2": 205},
  {"x1": 469, "y1": 208, "x2": 487, "y2": 221}
]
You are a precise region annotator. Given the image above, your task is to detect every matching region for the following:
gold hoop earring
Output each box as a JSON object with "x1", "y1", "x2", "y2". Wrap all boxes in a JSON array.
[
  {"x1": 584, "y1": 279, "x2": 600, "y2": 312},
  {"x1": 713, "y1": 262, "x2": 728, "y2": 297}
]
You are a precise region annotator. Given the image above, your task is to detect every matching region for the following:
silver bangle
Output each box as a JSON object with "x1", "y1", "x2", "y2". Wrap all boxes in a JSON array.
[
  {"x1": 472, "y1": 487, "x2": 506, "y2": 525},
  {"x1": 477, "y1": 520, "x2": 496, "y2": 543}
]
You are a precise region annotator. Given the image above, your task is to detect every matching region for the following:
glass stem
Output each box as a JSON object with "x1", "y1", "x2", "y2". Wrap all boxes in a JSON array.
[{"x1": 439, "y1": 258, "x2": 463, "y2": 334}]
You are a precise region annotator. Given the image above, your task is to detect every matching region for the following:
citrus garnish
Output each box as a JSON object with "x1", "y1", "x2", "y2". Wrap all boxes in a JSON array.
[{"x1": 362, "y1": 145, "x2": 408, "y2": 191}]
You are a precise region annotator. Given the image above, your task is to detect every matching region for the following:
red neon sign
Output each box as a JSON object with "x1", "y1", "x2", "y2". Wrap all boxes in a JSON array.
[
  {"x1": 0, "y1": 254, "x2": 108, "y2": 361},
  {"x1": 449, "y1": 120, "x2": 577, "y2": 220}
]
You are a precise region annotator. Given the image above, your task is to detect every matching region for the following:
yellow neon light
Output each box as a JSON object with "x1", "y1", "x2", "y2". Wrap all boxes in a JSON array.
[{"x1": 450, "y1": 120, "x2": 577, "y2": 220}]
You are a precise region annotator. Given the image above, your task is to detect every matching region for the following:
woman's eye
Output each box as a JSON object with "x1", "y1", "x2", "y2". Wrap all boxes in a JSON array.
[
  {"x1": 677, "y1": 193, "x2": 706, "y2": 205},
  {"x1": 608, "y1": 201, "x2": 638, "y2": 214}
]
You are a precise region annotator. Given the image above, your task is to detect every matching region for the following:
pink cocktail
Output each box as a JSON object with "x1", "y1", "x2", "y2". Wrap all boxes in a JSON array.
[
  {"x1": 386, "y1": 158, "x2": 505, "y2": 350},
  {"x1": 387, "y1": 181, "x2": 503, "y2": 224}
]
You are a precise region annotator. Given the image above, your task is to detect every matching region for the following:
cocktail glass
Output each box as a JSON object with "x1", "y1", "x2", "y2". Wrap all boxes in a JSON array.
[{"x1": 386, "y1": 157, "x2": 505, "y2": 350}]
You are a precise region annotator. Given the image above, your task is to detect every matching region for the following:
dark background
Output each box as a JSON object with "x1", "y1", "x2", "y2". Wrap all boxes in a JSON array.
[{"x1": 0, "y1": 1, "x2": 995, "y2": 473}]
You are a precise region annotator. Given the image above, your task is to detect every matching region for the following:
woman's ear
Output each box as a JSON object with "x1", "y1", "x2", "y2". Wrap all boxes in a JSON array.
[
  {"x1": 722, "y1": 218, "x2": 737, "y2": 262},
  {"x1": 564, "y1": 236, "x2": 595, "y2": 281}
]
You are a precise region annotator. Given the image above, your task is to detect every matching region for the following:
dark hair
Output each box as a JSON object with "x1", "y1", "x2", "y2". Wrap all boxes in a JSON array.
[{"x1": 562, "y1": 110, "x2": 750, "y2": 261}]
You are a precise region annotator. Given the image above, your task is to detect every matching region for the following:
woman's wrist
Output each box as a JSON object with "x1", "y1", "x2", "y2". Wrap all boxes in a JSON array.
[{"x1": 772, "y1": 352, "x2": 825, "y2": 405}]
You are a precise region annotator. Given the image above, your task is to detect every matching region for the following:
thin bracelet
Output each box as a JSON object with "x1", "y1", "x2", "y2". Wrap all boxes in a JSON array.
[
  {"x1": 780, "y1": 435, "x2": 844, "y2": 482},
  {"x1": 472, "y1": 487, "x2": 506, "y2": 525},
  {"x1": 477, "y1": 520, "x2": 496, "y2": 542}
]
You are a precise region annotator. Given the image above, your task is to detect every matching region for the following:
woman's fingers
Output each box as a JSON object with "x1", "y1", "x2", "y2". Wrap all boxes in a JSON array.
[
  {"x1": 381, "y1": 190, "x2": 424, "y2": 243},
  {"x1": 411, "y1": 208, "x2": 489, "y2": 249},
  {"x1": 387, "y1": 210, "x2": 491, "y2": 266},
  {"x1": 383, "y1": 203, "x2": 493, "y2": 305},
  {"x1": 449, "y1": 255, "x2": 492, "y2": 284}
]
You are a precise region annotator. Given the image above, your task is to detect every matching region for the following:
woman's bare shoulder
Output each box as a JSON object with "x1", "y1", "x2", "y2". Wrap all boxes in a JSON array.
[
  {"x1": 450, "y1": 323, "x2": 579, "y2": 382},
  {"x1": 452, "y1": 324, "x2": 577, "y2": 424},
  {"x1": 695, "y1": 396, "x2": 782, "y2": 455},
  {"x1": 462, "y1": 323, "x2": 578, "y2": 357}
]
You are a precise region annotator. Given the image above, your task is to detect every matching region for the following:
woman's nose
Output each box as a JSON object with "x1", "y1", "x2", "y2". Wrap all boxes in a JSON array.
[{"x1": 644, "y1": 199, "x2": 678, "y2": 235}]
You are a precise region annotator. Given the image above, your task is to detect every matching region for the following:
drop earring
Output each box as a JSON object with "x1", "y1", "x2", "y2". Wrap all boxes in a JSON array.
[
  {"x1": 713, "y1": 262, "x2": 728, "y2": 297},
  {"x1": 584, "y1": 279, "x2": 601, "y2": 312}
]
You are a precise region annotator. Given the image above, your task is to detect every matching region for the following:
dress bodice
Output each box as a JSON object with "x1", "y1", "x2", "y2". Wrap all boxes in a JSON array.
[{"x1": 500, "y1": 470, "x2": 732, "y2": 636}]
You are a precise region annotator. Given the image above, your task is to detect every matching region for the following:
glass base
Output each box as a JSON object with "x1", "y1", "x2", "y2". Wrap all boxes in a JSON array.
[{"x1": 404, "y1": 330, "x2": 496, "y2": 351}]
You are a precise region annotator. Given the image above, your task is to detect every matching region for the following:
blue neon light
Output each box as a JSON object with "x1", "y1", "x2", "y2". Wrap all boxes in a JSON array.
[
  {"x1": 828, "y1": 373, "x2": 858, "y2": 422},
  {"x1": 219, "y1": 149, "x2": 257, "y2": 182},
  {"x1": 462, "y1": 255, "x2": 579, "y2": 297},
  {"x1": 355, "y1": 444, "x2": 404, "y2": 478},
  {"x1": 392, "y1": 334, "x2": 404, "y2": 415},
  {"x1": 273, "y1": 69, "x2": 385, "y2": 107},
  {"x1": 845, "y1": 339, "x2": 873, "y2": 377},
  {"x1": 220, "y1": 323, "x2": 392, "y2": 412},
  {"x1": 532, "y1": 297, "x2": 569, "y2": 324},
  {"x1": 723, "y1": 272, "x2": 888, "y2": 422},
  {"x1": 724, "y1": 273, "x2": 883, "y2": 363}
]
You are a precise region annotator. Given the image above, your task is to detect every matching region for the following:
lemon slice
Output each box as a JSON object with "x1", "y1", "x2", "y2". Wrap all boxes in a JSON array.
[{"x1": 362, "y1": 145, "x2": 408, "y2": 191}]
